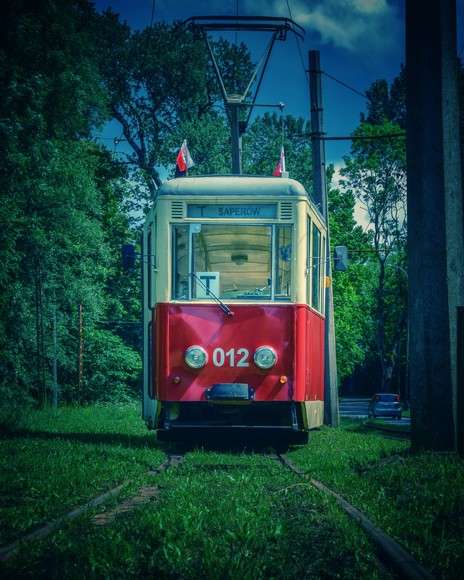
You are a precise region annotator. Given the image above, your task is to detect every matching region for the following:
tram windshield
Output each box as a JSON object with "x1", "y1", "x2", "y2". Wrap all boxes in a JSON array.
[{"x1": 172, "y1": 224, "x2": 292, "y2": 301}]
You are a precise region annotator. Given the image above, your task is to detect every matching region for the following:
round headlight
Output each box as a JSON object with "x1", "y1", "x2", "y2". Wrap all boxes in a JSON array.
[
  {"x1": 253, "y1": 346, "x2": 277, "y2": 369},
  {"x1": 185, "y1": 346, "x2": 207, "y2": 369}
]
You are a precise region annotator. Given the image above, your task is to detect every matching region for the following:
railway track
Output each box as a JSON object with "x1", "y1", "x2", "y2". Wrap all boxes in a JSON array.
[
  {"x1": 277, "y1": 453, "x2": 433, "y2": 580},
  {"x1": 0, "y1": 448, "x2": 433, "y2": 579}
]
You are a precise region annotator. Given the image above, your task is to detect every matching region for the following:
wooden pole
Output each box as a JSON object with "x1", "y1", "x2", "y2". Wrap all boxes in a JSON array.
[{"x1": 78, "y1": 305, "x2": 83, "y2": 405}]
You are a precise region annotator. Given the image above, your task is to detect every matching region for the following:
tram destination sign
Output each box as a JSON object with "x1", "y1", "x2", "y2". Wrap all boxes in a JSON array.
[{"x1": 187, "y1": 203, "x2": 277, "y2": 219}]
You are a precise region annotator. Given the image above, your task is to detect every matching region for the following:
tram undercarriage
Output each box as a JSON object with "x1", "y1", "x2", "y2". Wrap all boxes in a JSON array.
[{"x1": 154, "y1": 400, "x2": 323, "y2": 443}]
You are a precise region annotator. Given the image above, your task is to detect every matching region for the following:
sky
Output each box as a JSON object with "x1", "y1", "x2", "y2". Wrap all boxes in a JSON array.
[{"x1": 93, "y1": 0, "x2": 463, "y2": 172}]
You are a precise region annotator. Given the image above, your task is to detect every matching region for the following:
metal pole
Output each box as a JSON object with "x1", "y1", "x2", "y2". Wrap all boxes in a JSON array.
[
  {"x1": 309, "y1": 50, "x2": 325, "y2": 216},
  {"x1": 309, "y1": 50, "x2": 339, "y2": 427},
  {"x1": 230, "y1": 101, "x2": 242, "y2": 174}
]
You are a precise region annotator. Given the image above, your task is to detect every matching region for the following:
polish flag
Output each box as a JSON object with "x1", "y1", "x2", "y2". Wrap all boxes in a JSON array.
[
  {"x1": 176, "y1": 140, "x2": 194, "y2": 176},
  {"x1": 273, "y1": 146, "x2": 285, "y2": 176}
]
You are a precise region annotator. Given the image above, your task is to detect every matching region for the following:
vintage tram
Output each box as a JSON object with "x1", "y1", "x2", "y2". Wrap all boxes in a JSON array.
[{"x1": 140, "y1": 175, "x2": 327, "y2": 442}]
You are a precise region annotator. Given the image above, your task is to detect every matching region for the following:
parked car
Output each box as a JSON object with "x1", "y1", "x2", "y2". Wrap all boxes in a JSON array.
[{"x1": 367, "y1": 393, "x2": 402, "y2": 420}]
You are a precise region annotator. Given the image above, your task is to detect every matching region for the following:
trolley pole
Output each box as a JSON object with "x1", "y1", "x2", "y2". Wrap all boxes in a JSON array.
[
  {"x1": 229, "y1": 100, "x2": 242, "y2": 175},
  {"x1": 309, "y1": 50, "x2": 339, "y2": 427}
]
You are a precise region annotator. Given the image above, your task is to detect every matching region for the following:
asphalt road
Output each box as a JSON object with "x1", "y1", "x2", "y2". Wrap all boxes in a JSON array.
[{"x1": 339, "y1": 397, "x2": 411, "y2": 427}]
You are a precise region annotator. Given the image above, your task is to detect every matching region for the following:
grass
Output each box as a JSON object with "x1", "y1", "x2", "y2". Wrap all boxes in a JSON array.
[
  {"x1": 0, "y1": 404, "x2": 463, "y2": 579},
  {"x1": 292, "y1": 420, "x2": 464, "y2": 578},
  {"x1": 0, "y1": 403, "x2": 163, "y2": 545}
]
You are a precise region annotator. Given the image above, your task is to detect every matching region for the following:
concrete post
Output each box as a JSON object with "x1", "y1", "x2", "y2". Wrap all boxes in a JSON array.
[
  {"x1": 406, "y1": 0, "x2": 463, "y2": 451},
  {"x1": 309, "y1": 50, "x2": 339, "y2": 427}
]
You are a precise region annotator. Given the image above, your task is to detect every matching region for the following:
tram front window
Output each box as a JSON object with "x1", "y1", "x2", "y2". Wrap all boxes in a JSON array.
[{"x1": 172, "y1": 224, "x2": 292, "y2": 300}]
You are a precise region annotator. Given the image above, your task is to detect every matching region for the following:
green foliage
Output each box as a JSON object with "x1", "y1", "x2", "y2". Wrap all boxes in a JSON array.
[
  {"x1": 242, "y1": 112, "x2": 313, "y2": 187},
  {"x1": 0, "y1": 0, "x2": 141, "y2": 406},
  {"x1": 339, "y1": 120, "x2": 407, "y2": 392},
  {"x1": 162, "y1": 114, "x2": 232, "y2": 176},
  {"x1": 327, "y1": 176, "x2": 376, "y2": 382},
  {"x1": 361, "y1": 64, "x2": 406, "y2": 129},
  {"x1": 82, "y1": 328, "x2": 142, "y2": 404},
  {"x1": 93, "y1": 17, "x2": 255, "y2": 191}
]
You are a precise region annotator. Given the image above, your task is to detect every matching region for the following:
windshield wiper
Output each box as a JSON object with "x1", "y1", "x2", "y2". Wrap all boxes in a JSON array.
[{"x1": 189, "y1": 273, "x2": 234, "y2": 316}]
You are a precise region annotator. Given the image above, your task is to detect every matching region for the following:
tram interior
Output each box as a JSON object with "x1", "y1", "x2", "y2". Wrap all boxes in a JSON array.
[{"x1": 173, "y1": 224, "x2": 292, "y2": 300}]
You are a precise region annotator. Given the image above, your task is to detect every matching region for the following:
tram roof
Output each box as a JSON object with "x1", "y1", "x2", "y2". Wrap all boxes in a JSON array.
[{"x1": 155, "y1": 175, "x2": 313, "y2": 200}]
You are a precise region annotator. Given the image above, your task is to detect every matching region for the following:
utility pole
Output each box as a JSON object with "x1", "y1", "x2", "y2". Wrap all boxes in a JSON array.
[
  {"x1": 78, "y1": 304, "x2": 83, "y2": 405},
  {"x1": 406, "y1": 0, "x2": 463, "y2": 451},
  {"x1": 309, "y1": 50, "x2": 339, "y2": 427}
]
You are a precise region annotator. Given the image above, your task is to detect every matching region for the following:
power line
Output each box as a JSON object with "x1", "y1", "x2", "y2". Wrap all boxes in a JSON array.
[
  {"x1": 310, "y1": 132, "x2": 405, "y2": 141},
  {"x1": 320, "y1": 70, "x2": 368, "y2": 100},
  {"x1": 285, "y1": 0, "x2": 309, "y2": 90}
]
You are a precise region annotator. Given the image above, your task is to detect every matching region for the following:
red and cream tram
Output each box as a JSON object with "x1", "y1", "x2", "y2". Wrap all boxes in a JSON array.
[{"x1": 141, "y1": 175, "x2": 326, "y2": 441}]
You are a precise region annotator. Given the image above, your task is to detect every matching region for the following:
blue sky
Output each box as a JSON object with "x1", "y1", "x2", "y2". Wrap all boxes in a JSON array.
[{"x1": 93, "y1": 0, "x2": 463, "y2": 171}]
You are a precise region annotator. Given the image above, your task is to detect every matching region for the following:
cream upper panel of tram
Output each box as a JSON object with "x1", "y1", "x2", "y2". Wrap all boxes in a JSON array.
[{"x1": 144, "y1": 176, "x2": 326, "y2": 308}]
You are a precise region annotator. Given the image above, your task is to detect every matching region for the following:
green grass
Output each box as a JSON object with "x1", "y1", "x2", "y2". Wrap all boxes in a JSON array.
[
  {"x1": 290, "y1": 420, "x2": 464, "y2": 578},
  {"x1": 0, "y1": 403, "x2": 163, "y2": 545},
  {"x1": 0, "y1": 405, "x2": 463, "y2": 579}
]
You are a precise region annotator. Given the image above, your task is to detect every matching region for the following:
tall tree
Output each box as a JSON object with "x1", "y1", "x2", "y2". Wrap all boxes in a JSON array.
[
  {"x1": 327, "y1": 173, "x2": 377, "y2": 384},
  {"x1": 361, "y1": 64, "x2": 406, "y2": 129},
  {"x1": 93, "y1": 17, "x2": 256, "y2": 191},
  {"x1": 242, "y1": 112, "x2": 313, "y2": 185},
  {"x1": 340, "y1": 121, "x2": 407, "y2": 393},
  {"x1": 0, "y1": 0, "x2": 141, "y2": 405}
]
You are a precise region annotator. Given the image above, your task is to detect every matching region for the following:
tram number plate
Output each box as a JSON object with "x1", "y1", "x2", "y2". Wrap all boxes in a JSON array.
[
  {"x1": 212, "y1": 348, "x2": 249, "y2": 367},
  {"x1": 206, "y1": 383, "x2": 254, "y2": 400}
]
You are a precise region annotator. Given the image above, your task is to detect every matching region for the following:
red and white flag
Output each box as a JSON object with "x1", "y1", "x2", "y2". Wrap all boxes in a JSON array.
[
  {"x1": 273, "y1": 146, "x2": 285, "y2": 176},
  {"x1": 176, "y1": 140, "x2": 194, "y2": 176}
]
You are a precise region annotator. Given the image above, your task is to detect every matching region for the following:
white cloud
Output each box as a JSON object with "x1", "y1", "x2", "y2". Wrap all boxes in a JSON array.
[
  {"x1": 240, "y1": 0, "x2": 401, "y2": 56},
  {"x1": 155, "y1": 0, "x2": 401, "y2": 60},
  {"x1": 331, "y1": 162, "x2": 371, "y2": 229}
]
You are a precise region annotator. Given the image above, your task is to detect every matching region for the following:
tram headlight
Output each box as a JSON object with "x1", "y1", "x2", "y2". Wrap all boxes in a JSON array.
[
  {"x1": 185, "y1": 346, "x2": 208, "y2": 369},
  {"x1": 253, "y1": 346, "x2": 277, "y2": 369}
]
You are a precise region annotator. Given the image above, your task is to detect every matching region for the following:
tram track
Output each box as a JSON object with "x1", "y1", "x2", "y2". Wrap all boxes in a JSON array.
[
  {"x1": 277, "y1": 453, "x2": 434, "y2": 580},
  {"x1": 1, "y1": 447, "x2": 433, "y2": 579},
  {"x1": 0, "y1": 452, "x2": 186, "y2": 563}
]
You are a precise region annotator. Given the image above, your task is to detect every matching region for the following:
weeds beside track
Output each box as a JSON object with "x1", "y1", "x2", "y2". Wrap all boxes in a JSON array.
[{"x1": 1, "y1": 404, "x2": 463, "y2": 578}]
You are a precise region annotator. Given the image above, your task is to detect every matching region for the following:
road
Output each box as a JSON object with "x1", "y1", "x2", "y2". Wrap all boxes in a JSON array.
[{"x1": 339, "y1": 397, "x2": 411, "y2": 427}]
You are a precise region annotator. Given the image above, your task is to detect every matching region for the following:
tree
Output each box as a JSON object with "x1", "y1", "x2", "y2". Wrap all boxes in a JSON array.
[
  {"x1": 92, "y1": 17, "x2": 256, "y2": 192},
  {"x1": 0, "y1": 0, "x2": 141, "y2": 406},
  {"x1": 242, "y1": 112, "x2": 313, "y2": 185},
  {"x1": 340, "y1": 121, "x2": 407, "y2": 393},
  {"x1": 327, "y1": 171, "x2": 377, "y2": 384},
  {"x1": 361, "y1": 64, "x2": 406, "y2": 129}
]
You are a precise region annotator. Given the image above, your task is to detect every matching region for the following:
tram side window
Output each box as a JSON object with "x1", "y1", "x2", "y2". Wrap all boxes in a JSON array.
[
  {"x1": 147, "y1": 230, "x2": 152, "y2": 308},
  {"x1": 173, "y1": 225, "x2": 189, "y2": 299},
  {"x1": 275, "y1": 225, "x2": 292, "y2": 299},
  {"x1": 311, "y1": 224, "x2": 322, "y2": 311}
]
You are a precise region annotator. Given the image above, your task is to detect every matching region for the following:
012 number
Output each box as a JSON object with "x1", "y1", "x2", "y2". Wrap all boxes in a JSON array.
[{"x1": 212, "y1": 348, "x2": 249, "y2": 367}]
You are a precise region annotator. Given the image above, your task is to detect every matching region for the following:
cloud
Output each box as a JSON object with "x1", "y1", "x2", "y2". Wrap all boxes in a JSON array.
[{"x1": 241, "y1": 0, "x2": 402, "y2": 56}]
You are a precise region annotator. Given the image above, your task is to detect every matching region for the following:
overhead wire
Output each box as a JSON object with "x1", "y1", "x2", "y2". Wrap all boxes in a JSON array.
[
  {"x1": 285, "y1": 0, "x2": 309, "y2": 90},
  {"x1": 285, "y1": 0, "x2": 370, "y2": 104}
]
